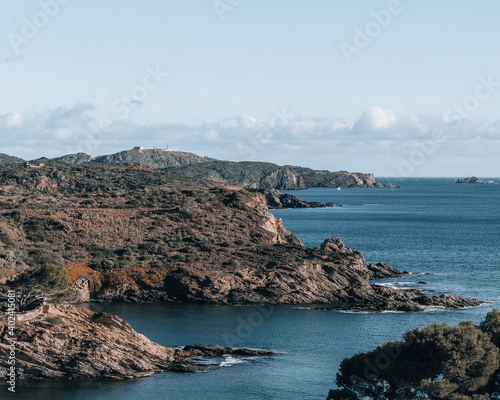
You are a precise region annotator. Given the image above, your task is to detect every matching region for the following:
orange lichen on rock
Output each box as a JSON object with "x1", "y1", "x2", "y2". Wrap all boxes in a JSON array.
[
  {"x1": 102, "y1": 268, "x2": 167, "y2": 288},
  {"x1": 66, "y1": 262, "x2": 102, "y2": 292}
]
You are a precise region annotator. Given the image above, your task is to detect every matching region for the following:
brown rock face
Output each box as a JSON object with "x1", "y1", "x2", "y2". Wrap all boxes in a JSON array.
[{"x1": 0, "y1": 303, "x2": 276, "y2": 380}]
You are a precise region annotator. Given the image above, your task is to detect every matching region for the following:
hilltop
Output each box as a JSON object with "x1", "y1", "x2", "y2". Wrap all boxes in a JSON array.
[
  {"x1": 0, "y1": 153, "x2": 25, "y2": 164},
  {"x1": 0, "y1": 161, "x2": 479, "y2": 310}
]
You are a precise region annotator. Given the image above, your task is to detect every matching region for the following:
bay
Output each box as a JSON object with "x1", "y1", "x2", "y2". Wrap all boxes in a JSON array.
[{"x1": 12, "y1": 178, "x2": 500, "y2": 399}]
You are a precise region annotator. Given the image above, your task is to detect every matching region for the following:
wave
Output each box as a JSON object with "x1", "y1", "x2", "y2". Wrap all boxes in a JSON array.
[
  {"x1": 373, "y1": 282, "x2": 418, "y2": 290},
  {"x1": 406, "y1": 272, "x2": 435, "y2": 276},
  {"x1": 219, "y1": 355, "x2": 247, "y2": 367}
]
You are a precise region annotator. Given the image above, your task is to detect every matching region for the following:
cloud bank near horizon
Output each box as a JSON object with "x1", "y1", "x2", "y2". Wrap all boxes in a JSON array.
[{"x1": 1, "y1": 104, "x2": 499, "y2": 177}]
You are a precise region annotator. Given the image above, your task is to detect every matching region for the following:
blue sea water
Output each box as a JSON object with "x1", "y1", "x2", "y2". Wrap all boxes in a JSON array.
[{"x1": 9, "y1": 178, "x2": 500, "y2": 400}]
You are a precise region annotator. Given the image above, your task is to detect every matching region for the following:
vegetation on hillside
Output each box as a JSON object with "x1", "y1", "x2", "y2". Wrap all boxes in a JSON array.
[{"x1": 165, "y1": 160, "x2": 378, "y2": 189}]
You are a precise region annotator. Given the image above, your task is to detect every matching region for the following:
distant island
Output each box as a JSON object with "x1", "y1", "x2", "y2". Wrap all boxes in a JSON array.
[{"x1": 456, "y1": 176, "x2": 496, "y2": 184}]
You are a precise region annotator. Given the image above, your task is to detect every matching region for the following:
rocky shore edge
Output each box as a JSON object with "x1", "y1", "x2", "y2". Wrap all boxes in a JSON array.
[
  {"x1": 0, "y1": 302, "x2": 277, "y2": 380},
  {"x1": 249, "y1": 188, "x2": 336, "y2": 209}
]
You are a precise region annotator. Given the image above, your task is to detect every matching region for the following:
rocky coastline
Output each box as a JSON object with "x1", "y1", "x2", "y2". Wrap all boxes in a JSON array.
[
  {"x1": 249, "y1": 188, "x2": 336, "y2": 209},
  {"x1": 0, "y1": 161, "x2": 487, "y2": 384},
  {"x1": 0, "y1": 302, "x2": 276, "y2": 380},
  {"x1": 0, "y1": 162, "x2": 483, "y2": 313}
]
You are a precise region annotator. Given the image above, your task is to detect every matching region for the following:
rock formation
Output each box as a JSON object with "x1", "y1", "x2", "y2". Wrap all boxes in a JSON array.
[
  {"x1": 249, "y1": 189, "x2": 335, "y2": 209},
  {"x1": 0, "y1": 303, "x2": 276, "y2": 380},
  {"x1": 456, "y1": 176, "x2": 495, "y2": 184}
]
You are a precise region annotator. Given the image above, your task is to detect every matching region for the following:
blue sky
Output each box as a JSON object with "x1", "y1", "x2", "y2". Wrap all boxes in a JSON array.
[{"x1": 1, "y1": 0, "x2": 499, "y2": 176}]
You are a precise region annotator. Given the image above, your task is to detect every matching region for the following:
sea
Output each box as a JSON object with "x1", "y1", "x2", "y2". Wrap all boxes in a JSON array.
[{"x1": 9, "y1": 178, "x2": 500, "y2": 400}]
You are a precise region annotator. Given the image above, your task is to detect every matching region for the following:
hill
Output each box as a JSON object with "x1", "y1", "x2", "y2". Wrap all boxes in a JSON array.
[
  {"x1": 0, "y1": 153, "x2": 25, "y2": 164},
  {"x1": 54, "y1": 147, "x2": 214, "y2": 169},
  {"x1": 50, "y1": 147, "x2": 395, "y2": 190}
]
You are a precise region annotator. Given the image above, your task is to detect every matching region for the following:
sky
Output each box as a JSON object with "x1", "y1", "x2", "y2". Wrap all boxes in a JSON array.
[{"x1": 0, "y1": 0, "x2": 499, "y2": 177}]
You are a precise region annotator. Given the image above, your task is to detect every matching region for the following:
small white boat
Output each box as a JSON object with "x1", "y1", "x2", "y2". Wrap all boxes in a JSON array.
[{"x1": 337, "y1": 187, "x2": 341, "y2": 191}]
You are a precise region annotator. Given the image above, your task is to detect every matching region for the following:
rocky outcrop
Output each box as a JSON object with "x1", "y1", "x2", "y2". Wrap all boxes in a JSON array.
[
  {"x1": 327, "y1": 286, "x2": 482, "y2": 312},
  {"x1": 250, "y1": 189, "x2": 335, "y2": 209},
  {"x1": 91, "y1": 236, "x2": 482, "y2": 311},
  {"x1": 456, "y1": 176, "x2": 495, "y2": 184},
  {"x1": 0, "y1": 303, "x2": 276, "y2": 380}
]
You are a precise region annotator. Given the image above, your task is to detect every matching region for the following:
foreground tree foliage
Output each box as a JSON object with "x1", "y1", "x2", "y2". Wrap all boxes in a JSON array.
[
  {"x1": 328, "y1": 310, "x2": 500, "y2": 400},
  {"x1": 7, "y1": 263, "x2": 78, "y2": 311}
]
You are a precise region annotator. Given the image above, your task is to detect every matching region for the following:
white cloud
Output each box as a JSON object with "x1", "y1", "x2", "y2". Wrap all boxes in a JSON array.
[
  {"x1": 6, "y1": 112, "x2": 24, "y2": 127},
  {"x1": 354, "y1": 105, "x2": 397, "y2": 131},
  {"x1": 0, "y1": 104, "x2": 499, "y2": 177}
]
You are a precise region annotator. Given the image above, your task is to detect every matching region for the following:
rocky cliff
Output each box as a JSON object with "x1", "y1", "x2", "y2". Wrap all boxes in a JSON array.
[{"x1": 0, "y1": 162, "x2": 481, "y2": 312}]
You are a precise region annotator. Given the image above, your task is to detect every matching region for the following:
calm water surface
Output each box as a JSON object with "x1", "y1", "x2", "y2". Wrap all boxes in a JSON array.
[{"x1": 10, "y1": 178, "x2": 500, "y2": 400}]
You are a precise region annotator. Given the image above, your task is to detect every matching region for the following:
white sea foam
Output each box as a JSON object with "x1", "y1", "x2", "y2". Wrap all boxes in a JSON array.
[
  {"x1": 220, "y1": 355, "x2": 246, "y2": 367},
  {"x1": 373, "y1": 282, "x2": 415, "y2": 290},
  {"x1": 418, "y1": 305, "x2": 448, "y2": 313},
  {"x1": 334, "y1": 310, "x2": 376, "y2": 314}
]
